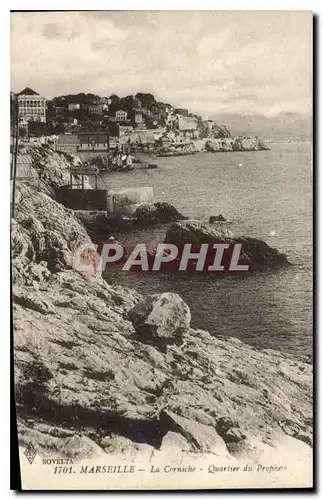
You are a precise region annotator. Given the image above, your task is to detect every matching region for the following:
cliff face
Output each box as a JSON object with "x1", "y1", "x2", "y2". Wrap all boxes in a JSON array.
[
  {"x1": 17, "y1": 145, "x2": 91, "y2": 197},
  {"x1": 12, "y1": 148, "x2": 312, "y2": 469}
]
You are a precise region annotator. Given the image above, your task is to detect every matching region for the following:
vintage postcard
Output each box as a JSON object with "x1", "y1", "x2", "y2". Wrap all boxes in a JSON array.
[{"x1": 11, "y1": 10, "x2": 313, "y2": 490}]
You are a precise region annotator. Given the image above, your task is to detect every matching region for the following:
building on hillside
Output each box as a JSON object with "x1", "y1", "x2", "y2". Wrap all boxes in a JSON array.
[
  {"x1": 100, "y1": 97, "x2": 109, "y2": 111},
  {"x1": 177, "y1": 115, "x2": 198, "y2": 140},
  {"x1": 118, "y1": 125, "x2": 134, "y2": 137},
  {"x1": 115, "y1": 110, "x2": 128, "y2": 122},
  {"x1": 88, "y1": 102, "x2": 108, "y2": 114},
  {"x1": 141, "y1": 108, "x2": 152, "y2": 118},
  {"x1": 152, "y1": 113, "x2": 161, "y2": 123},
  {"x1": 174, "y1": 108, "x2": 189, "y2": 116},
  {"x1": 136, "y1": 122, "x2": 147, "y2": 131},
  {"x1": 134, "y1": 97, "x2": 142, "y2": 109},
  {"x1": 204, "y1": 119, "x2": 215, "y2": 131},
  {"x1": 178, "y1": 116, "x2": 198, "y2": 131},
  {"x1": 118, "y1": 128, "x2": 165, "y2": 147},
  {"x1": 52, "y1": 106, "x2": 66, "y2": 115},
  {"x1": 56, "y1": 134, "x2": 79, "y2": 154},
  {"x1": 109, "y1": 136, "x2": 119, "y2": 149},
  {"x1": 17, "y1": 87, "x2": 46, "y2": 125},
  {"x1": 68, "y1": 103, "x2": 81, "y2": 111},
  {"x1": 78, "y1": 131, "x2": 109, "y2": 151}
]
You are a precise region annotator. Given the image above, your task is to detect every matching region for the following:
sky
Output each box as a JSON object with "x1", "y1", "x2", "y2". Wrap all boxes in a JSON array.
[{"x1": 11, "y1": 10, "x2": 312, "y2": 118}]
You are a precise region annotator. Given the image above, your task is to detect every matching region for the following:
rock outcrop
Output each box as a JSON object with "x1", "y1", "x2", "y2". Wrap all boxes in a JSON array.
[
  {"x1": 156, "y1": 142, "x2": 197, "y2": 157},
  {"x1": 210, "y1": 124, "x2": 232, "y2": 139},
  {"x1": 206, "y1": 136, "x2": 268, "y2": 152},
  {"x1": 164, "y1": 220, "x2": 290, "y2": 271},
  {"x1": 133, "y1": 202, "x2": 186, "y2": 226},
  {"x1": 12, "y1": 146, "x2": 311, "y2": 469},
  {"x1": 14, "y1": 271, "x2": 312, "y2": 462},
  {"x1": 12, "y1": 183, "x2": 97, "y2": 281},
  {"x1": 75, "y1": 202, "x2": 186, "y2": 240},
  {"x1": 19, "y1": 145, "x2": 84, "y2": 196}
]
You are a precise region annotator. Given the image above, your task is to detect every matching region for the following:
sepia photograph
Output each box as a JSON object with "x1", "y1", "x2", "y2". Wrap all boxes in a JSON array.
[{"x1": 10, "y1": 9, "x2": 313, "y2": 490}]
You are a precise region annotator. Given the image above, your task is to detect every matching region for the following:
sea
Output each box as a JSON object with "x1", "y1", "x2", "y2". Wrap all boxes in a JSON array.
[{"x1": 100, "y1": 142, "x2": 313, "y2": 359}]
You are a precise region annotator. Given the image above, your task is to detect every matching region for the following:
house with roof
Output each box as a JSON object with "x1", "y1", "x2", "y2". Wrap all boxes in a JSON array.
[
  {"x1": 56, "y1": 133, "x2": 79, "y2": 154},
  {"x1": 17, "y1": 87, "x2": 47, "y2": 125},
  {"x1": 68, "y1": 103, "x2": 81, "y2": 111},
  {"x1": 115, "y1": 110, "x2": 128, "y2": 122},
  {"x1": 77, "y1": 131, "x2": 109, "y2": 151}
]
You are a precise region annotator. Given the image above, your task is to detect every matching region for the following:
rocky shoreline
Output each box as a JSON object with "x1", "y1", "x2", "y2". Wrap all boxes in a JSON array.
[
  {"x1": 12, "y1": 147, "x2": 312, "y2": 465},
  {"x1": 71, "y1": 135, "x2": 269, "y2": 172},
  {"x1": 205, "y1": 136, "x2": 268, "y2": 153}
]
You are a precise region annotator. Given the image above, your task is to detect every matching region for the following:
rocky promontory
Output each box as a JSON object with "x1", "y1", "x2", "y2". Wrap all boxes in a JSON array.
[
  {"x1": 206, "y1": 136, "x2": 268, "y2": 152},
  {"x1": 164, "y1": 220, "x2": 290, "y2": 271},
  {"x1": 12, "y1": 147, "x2": 312, "y2": 474}
]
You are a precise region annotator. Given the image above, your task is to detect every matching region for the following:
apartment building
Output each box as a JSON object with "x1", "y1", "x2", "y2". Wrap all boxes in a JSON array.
[{"x1": 18, "y1": 87, "x2": 46, "y2": 124}]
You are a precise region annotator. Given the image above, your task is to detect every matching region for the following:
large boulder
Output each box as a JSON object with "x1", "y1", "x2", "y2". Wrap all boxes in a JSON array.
[
  {"x1": 12, "y1": 184, "x2": 99, "y2": 282},
  {"x1": 128, "y1": 292, "x2": 191, "y2": 345}
]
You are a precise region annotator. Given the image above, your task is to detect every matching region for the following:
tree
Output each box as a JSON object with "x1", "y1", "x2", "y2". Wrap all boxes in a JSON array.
[
  {"x1": 18, "y1": 126, "x2": 26, "y2": 138},
  {"x1": 135, "y1": 93, "x2": 156, "y2": 110},
  {"x1": 108, "y1": 94, "x2": 120, "y2": 117},
  {"x1": 119, "y1": 95, "x2": 135, "y2": 119},
  {"x1": 28, "y1": 120, "x2": 46, "y2": 137}
]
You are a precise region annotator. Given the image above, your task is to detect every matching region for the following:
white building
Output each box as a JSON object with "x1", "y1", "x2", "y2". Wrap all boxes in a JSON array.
[
  {"x1": 17, "y1": 87, "x2": 46, "y2": 124},
  {"x1": 178, "y1": 115, "x2": 198, "y2": 131},
  {"x1": 135, "y1": 111, "x2": 143, "y2": 123},
  {"x1": 68, "y1": 103, "x2": 81, "y2": 111},
  {"x1": 115, "y1": 110, "x2": 128, "y2": 121}
]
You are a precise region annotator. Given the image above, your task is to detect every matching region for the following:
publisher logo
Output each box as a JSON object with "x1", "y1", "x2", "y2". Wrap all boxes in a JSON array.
[{"x1": 24, "y1": 442, "x2": 37, "y2": 464}]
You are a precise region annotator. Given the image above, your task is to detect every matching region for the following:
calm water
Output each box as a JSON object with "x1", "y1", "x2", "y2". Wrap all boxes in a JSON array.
[{"x1": 101, "y1": 143, "x2": 312, "y2": 358}]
